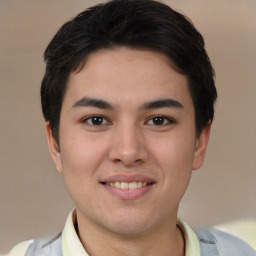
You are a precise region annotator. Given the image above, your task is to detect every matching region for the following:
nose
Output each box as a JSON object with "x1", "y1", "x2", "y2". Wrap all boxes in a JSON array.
[{"x1": 108, "y1": 123, "x2": 149, "y2": 167}]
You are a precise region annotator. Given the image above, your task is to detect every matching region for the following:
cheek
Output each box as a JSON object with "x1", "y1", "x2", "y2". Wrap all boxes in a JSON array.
[
  {"x1": 151, "y1": 133, "x2": 196, "y2": 173},
  {"x1": 59, "y1": 132, "x2": 109, "y2": 182},
  {"x1": 150, "y1": 131, "x2": 195, "y2": 199},
  {"x1": 59, "y1": 134, "x2": 109, "y2": 205}
]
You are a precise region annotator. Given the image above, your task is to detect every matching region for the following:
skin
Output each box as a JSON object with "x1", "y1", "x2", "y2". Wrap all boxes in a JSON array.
[{"x1": 46, "y1": 47, "x2": 211, "y2": 256}]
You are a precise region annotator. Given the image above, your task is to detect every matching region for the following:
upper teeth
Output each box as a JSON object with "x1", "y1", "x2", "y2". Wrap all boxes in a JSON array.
[{"x1": 107, "y1": 181, "x2": 148, "y2": 189}]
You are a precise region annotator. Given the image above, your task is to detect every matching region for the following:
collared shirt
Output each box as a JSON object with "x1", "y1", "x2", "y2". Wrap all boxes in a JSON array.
[
  {"x1": 5, "y1": 209, "x2": 200, "y2": 256},
  {"x1": 62, "y1": 210, "x2": 200, "y2": 256},
  {"x1": 5, "y1": 210, "x2": 256, "y2": 256}
]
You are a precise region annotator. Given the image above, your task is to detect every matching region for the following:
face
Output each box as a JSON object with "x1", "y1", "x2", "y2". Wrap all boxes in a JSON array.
[{"x1": 46, "y1": 47, "x2": 210, "y2": 237}]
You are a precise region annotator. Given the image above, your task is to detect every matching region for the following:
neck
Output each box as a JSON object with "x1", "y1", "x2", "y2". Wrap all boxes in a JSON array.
[{"x1": 75, "y1": 211, "x2": 185, "y2": 256}]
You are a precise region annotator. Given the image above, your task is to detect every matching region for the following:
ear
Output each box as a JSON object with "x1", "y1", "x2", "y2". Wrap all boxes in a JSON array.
[
  {"x1": 45, "y1": 122, "x2": 62, "y2": 173},
  {"x1": 192, "y1": 122, "x2": 211, "y2": 170}
]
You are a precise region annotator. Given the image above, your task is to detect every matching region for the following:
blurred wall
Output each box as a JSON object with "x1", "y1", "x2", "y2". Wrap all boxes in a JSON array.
[{"x1": 0, "y1": 0, "x2": 255, "y2": 253}]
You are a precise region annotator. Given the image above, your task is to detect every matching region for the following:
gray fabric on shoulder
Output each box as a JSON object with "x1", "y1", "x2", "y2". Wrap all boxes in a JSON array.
[
  {"x1": 24, "y1": 233, "x2": 62, "y2": 256},
  {"x1": 196, "y1": 228, "x2": 256, "y2": 256}
]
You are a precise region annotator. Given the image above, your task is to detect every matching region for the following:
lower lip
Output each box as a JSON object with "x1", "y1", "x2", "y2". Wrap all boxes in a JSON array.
[{"x1": 102, "y1": 184, "x2": 154, "y2": 200}]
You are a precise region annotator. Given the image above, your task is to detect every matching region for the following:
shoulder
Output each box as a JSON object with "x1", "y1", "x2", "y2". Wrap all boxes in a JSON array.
[
  {"x1": 196, "y1": 226, "x2": 256, "y2": 256},
  {"x1": 215, "y1": 219, "x2": 256, "y2": 250},
  {"x1": 4, "y1": 240, "x2": 33, "y2": 256},
  {"x1": 5, "y1": 233, "x2": 62, "y2": 256}
]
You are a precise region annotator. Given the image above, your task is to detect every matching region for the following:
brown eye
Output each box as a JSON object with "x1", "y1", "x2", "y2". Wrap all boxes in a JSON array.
[
  {"x1": 145, "y1": 115, "x2": 174, "y2": 126},
  {"x1": 83, "y1": 115, "x2": 110, "y2": 126},
  {"x1": 152, "y1": 116, "x2": 165, "y2": 125},
  {"x1": 91, "y1": 116, "x2": 104, "y2": 125}
]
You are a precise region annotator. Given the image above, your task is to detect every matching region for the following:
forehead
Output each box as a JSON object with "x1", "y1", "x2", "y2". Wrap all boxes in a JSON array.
[{"x1": 64, "y1": 47, "x2": 193, "y2": 110}]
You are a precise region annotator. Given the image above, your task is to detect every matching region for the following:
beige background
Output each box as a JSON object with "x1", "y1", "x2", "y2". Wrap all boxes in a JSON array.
[{"x1": 0, "y1": 0, "x2": 255, "y2": 253}]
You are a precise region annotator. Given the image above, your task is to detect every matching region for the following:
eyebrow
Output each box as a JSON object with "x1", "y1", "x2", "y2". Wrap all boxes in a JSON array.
[
  {"x1": 140, "y1": 98, "x2": 183, "y2": 110},
  {"x1": 72, "y1": 97, "x2": 183, "y2": 110},
  {"x1": 72, "y1": 97, "x2": 114, "y2": 109}
]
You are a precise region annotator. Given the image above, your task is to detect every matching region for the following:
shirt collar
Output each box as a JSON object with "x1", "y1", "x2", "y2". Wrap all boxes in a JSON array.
[
  {"x1": 62, "y1": 209, "x2": 89, "y2": 256},
  {"x1": 177, "y1": 218, "x2": 201, "y2": 256},
  {"x1": 62, "y1": 209, "x2": 200, "y2": 256}
]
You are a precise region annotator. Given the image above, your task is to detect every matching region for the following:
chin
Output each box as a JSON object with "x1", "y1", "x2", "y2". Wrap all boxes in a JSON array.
[
  {"x1": 107, "y1": 223, "x2": 151, "y2": 237},
  {"x1": 102, "y1": 212, "x2": 159, "y2": 237}
]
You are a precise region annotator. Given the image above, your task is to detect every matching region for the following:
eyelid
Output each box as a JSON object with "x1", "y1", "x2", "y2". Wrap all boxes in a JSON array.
[
  {"x1": 81, "y1": 115, "x2": 112, "y2": 126},
  {"x1": 145, "y1": 115, "x2": 176, "y2": 125}
]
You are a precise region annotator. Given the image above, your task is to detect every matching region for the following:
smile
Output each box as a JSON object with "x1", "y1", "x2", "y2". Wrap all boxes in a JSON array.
[
  {"x1": 100, "y1": 175, "x2": 155, "y2": 199},
  {"x1": 106, "y1": 181, "x2": 149, "y2": 189}
]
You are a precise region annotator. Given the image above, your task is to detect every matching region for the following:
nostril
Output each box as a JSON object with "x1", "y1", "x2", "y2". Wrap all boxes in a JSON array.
[{"x1": 113, "y1": 159, "x2": 122, "y2": 164}]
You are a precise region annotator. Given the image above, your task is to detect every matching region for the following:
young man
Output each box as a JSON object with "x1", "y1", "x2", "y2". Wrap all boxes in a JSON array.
[{"x1": 7, "y1": 0, "x2": 255, "y2": 255}]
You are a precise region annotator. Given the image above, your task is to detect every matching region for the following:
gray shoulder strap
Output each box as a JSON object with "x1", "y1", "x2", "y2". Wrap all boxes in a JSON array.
[
  {"x1": 24, "y1": 232, "x2": 62, "y2": 256},
  {"x1": 196, "y1": 228, "x2": 256, "y2": 256}
]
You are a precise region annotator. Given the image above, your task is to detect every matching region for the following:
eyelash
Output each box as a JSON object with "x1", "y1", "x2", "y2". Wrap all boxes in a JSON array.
[
  {"x1": 81, "y1": 115, "x2": 111, "y2": 126},
  {"x1": 81, "y1": 115, "x2": 175, "y2": 127},
  {"x1": 145, "y1": 115, "x2": 175, "y2": 126}
]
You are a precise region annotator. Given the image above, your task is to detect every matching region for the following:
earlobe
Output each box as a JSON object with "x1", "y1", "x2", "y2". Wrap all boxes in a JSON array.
[
  {"x1": 45, "y1": 122, "x2": 62, "y2": 173},
  {"x1": 192, "y1": 122, "x2": 211, "y2": 170}
]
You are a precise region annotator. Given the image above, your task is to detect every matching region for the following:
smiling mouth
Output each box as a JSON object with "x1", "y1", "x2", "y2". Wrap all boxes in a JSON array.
[
  {"x1": 100, "y1": 175, "x2": 156, "y2": 199},
  {"x1": 102, "y1": 181, "x2": 153, "y2": 189}
]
